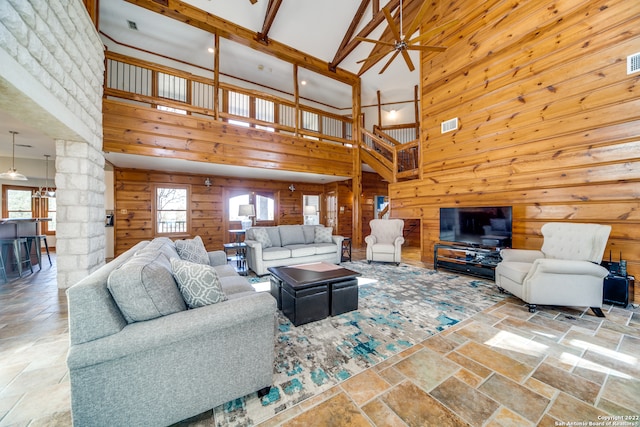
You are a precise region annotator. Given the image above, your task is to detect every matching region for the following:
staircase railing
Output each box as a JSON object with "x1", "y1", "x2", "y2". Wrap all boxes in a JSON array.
[{"x1": 360, "y1": 127, "x2": 419, "y2": 182}]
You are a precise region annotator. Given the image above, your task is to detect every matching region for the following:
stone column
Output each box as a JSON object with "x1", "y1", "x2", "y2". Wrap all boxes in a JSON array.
[
  {"x1": 55, "y1": 140, "x2": 106, "y2": 288},
  {"x1": 0, "y1": 0, "x2": 105, "y2": 289}
]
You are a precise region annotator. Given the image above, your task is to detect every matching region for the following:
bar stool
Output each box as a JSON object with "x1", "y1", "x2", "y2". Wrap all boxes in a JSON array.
[
  {"x1": 20, "y1": 235, "x2": 52, "y2": 269},
  {"x1": 0, "y1": 251, "x2": 7, "y2": 283},
  {"x1": 0, "y1": 238, "x2": 33, "y2": 277}
]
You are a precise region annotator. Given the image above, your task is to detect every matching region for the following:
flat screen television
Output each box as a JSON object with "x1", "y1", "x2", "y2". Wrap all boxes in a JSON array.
[{"x1": 439, "y1": 206, "x2": 513, "y2": 248}]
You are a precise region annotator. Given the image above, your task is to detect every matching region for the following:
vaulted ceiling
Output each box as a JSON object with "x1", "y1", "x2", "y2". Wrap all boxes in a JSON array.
[
  {"x1": 1, "y1": 0, "x2": 456, "y2": 182},
  {"x1": 100, "y1": 0, "x2": 436, "y2": 109}
]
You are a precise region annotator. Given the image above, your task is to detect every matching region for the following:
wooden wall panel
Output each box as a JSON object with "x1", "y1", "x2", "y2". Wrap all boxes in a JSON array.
[
  {"x1": 114, "y1": 168, "x2": 385, "y2": 257},
  {"x1": 103, "y1": 100, "x2": 354, "y2": 179},
  {"x1": 390, "y1": 0, "x2": 640, "y2": 302}
]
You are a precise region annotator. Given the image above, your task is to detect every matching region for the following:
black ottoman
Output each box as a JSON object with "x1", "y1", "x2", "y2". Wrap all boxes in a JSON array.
[
  {"x1": 270, "y1": 276, "x2": 282, "y2": 310},
  {"x1": 281, "y1": 282, "x2": 329, "y2": 326},
  {"x1": 330, "y1": 278, "x2": 359, "y2": 316}
]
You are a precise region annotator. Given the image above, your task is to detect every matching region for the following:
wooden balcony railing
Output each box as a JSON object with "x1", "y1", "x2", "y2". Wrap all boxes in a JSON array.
[{"x1": 104, "y1": 51, "x2": 354, "y2": 145}]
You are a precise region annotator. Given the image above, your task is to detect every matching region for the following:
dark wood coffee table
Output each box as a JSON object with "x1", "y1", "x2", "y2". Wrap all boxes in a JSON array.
[{"x1": 268, "y1": 262, "x2": 360, "y2": 326}]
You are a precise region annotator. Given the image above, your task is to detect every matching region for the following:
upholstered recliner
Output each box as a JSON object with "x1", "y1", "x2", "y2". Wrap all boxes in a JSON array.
[
  {"x1": 365, "y1": 219, "x2": 405, "y2": 265},
  {"x1": 495, "y1": 222, "x2": 611, "y2": 316}
]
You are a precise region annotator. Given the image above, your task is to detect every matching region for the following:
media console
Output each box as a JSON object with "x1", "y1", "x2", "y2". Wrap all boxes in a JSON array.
[{"x1": 434, "y1": 243, "x2": 502, "y2": 280}]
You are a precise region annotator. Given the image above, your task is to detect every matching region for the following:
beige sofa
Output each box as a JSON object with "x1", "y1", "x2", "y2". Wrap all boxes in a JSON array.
[{"x1": 244, "y1": 225, "x2": 344, "y2": 275}]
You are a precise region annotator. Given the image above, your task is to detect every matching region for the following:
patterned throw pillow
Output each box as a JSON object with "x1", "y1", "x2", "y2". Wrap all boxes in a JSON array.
[
  {"x1": 314, "y1": 226, "x2": 333, "y2": 243},
  {"x1": 175, "y1": 235, "x2": 209, "y2": 265},
  {"x1": 253, "y1": 228, "x2": 272, "y2": 248},
  {"x1": 170, "y1": 258, "x2": 228, "y2": 309}
]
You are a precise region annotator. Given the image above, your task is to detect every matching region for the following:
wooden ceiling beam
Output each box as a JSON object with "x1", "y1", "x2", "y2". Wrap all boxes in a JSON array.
[
  {"x1": 256, "y1": 0, "x2": 283, "y2": 44},
  {"x1": 125, "y1": 0, "x2": 359, "y2": 85},
  {"x1": 330, "y1": 0, "x2": 400, "y2": 70},
  {"x1": 329, "y1": 0, "x2": 371, "y2": 72}
]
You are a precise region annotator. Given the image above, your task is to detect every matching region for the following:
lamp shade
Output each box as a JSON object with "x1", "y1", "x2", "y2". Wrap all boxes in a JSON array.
[
  {"x1": 303, "y1": 205, "x2": 317, "y2": 216},
  {"x1": 238, "y1": 204, "x2": 255, "y2": 217}
]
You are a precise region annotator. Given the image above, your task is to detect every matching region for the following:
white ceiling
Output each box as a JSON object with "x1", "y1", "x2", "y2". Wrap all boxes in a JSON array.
[{"x1": 2, "y1": 0, "x2": 423, "y2": 182}]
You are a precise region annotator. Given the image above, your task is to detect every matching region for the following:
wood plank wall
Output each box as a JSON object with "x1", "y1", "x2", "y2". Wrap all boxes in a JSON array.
[
  {"x1": 103, "y1": 99, "x2": 354, "y2": 179},
  {"x1": 113, "y1": 169, "x2": 387, "y2": 257},
  {"x1": 391, "y1": 0, "x2": 640, "y2": 302},
  {"x1": 114, "y1": 169, "x2": 326, "y2": 255}
]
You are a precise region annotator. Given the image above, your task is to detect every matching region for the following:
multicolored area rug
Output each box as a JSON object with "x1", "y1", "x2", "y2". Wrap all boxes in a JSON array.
[{"x1": 213, "y1": 261, "x2": 505, "y2": 426}]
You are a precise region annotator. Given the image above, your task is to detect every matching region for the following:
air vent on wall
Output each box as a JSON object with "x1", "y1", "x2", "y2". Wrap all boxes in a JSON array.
[
  {"x1": 441, "y1": 117, "x2": 458, "y2": 134},
  {"x1": 628, "y1": 52, "x2": 640, "y2": 74}
]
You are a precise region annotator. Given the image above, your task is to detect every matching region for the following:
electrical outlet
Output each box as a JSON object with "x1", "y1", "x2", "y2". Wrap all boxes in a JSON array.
[{"x1": 120, "y1": 209, "x2": 128, "y2": 214}]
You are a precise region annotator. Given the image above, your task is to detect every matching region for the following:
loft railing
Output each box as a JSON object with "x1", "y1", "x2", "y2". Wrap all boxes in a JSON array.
[
  {"x1": 360, "y1": 125, "x2": 419, "y2": 182},
  {"x1": 104, "y1": 51, "x2": 353, "y2": 145}
]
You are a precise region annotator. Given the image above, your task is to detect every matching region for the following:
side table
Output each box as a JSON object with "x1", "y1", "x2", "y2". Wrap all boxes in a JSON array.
[
  {"x1": 223, "y1": 242, "x2": 247, "y2": 275},
  {"x1": 341, "y1": 237, "x2": 352, "y2": 262}
]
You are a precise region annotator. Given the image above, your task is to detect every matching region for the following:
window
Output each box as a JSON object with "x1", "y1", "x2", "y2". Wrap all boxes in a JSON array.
[
  {"x1": 155, "y1": 185, "x2": 189, "y2": 235},
  {"x1": 303, "y1": 194, "x2": 320, "y2": 225},
  {"x1": 2, "y1": 185, "x2": 56, "y2": 234},
  {"x1": 43, "y1": 197, "x2": 56, "y2": 233},
  {"x1": 5, "y1": 188, "x2": 33, "y2": 218},
  {"x1": 255, "y1": 194, "x2": 274, "y2": 221},
  {"x1": 229, "y1": 194, "x2": 250, "y2": 221},
  {"x1": 227, "y1": 192, "x2": 274, "y2": 223}
]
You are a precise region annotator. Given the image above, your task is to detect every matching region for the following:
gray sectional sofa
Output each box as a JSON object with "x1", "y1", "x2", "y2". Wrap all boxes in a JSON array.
[
  {"x1": 66, "y1": 237, "x2": 276, "y2": 427},
  {"x1": 244, "y1": 225, "x2": 344, "y2": 275}
]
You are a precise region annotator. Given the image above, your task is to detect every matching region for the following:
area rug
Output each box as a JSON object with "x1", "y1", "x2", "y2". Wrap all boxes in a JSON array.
[{"x1": 213, "y1": 261, "x2": 505, "y2": 425}]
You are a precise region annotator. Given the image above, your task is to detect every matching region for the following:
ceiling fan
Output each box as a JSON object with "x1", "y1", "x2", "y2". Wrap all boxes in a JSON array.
[{"x1": 356, "y1": 0, "x2": 456, "y2": 75}]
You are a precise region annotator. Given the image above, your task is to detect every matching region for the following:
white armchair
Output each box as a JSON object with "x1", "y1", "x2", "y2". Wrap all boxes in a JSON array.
[
  {"x1": 365, "y1": 219, "x2": 405, "y2": 265},
  {"x1": 495, "y1": 222, "x2": 611, "y2": 316}
]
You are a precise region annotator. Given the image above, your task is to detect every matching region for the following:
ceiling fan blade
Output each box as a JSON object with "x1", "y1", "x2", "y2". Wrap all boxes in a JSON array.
[
  {"x1": 406, "y1": 45, "x2": 447, "y2": 52},
  {"x1": 405, "y1": 0, "x2": 431, "y2": 38},
  {"x1": 378, "y1": 50, "x2": 400, "y2": 74},
  {"x1": 400, "y1": 49, "x2": 415, "y2": 72},
  {"x1": 356, "y1": 47, "x2": 395, "y2": 64},
  {"x1": 355, "y1": 37, "x2": 397, "y2": 48},
  {"x1": 382, "y1": 6, "x2": 403, "y2": 43},
  {"x1": 407, "y1": 20, "x2": 459, "y2": 45}
]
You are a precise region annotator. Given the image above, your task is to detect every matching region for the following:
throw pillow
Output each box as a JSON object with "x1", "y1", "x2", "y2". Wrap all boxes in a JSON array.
[
  {"x1": 253, "y1": 228, "x2": 272, "y2": 248},
  {"x1": 170, "y1": 258, "x2": 228, "y2": 309},
  {"x1": 107, "y1": 252, "x2": 187, "y2": 323},
  {"x1": 314, "y1": 226, "x2": 333, "y2": 243},
  {"x1": 175, "y1": 235, "x2": 209, "y2": 265}
]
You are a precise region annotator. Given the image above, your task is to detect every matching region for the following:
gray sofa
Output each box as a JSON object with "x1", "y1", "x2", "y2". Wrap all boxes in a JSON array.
[
  {"x1": 244, "y1": 225, "x2": 344, "y2": 275},
  {"x1": 66, "y1": 237, "x2": 276, "y2": 427}
]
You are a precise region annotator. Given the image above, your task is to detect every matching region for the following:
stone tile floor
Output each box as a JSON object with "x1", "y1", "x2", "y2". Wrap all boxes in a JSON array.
[{"x1": 1, "y1": 251, "x2": 639, "y2": 426}]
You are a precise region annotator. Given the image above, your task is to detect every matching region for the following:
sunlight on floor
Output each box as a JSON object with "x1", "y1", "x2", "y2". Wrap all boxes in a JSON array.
[
  {"x1": 559, "y1": 352, "x2": 633, "y2": 379},
  {"x1": 484, "y1": 330, "x2": 548, "y2": 357},
  {"x1": 357, "y1": 277, "x2": 377, "y2": 286},
  {"x1": 568, "y1": 339, "x2": 637, "y2": 365}
]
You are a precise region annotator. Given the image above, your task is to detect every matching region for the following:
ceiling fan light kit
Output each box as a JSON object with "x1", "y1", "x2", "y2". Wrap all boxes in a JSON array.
[
  {"x1": 0, "y1": 131, "x2": 28, "y2": 181},
  {"x1": 356, "y1": 0, "x2": 455, "y2": 75}
]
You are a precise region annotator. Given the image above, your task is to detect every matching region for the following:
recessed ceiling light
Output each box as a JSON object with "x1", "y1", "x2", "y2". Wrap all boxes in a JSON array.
[
  {"x1": 300, "y1": 80, "x2": 307, "y2": 86},
  {"x1": 207, "y1": 47, "x2": 214, "y2": 53}
]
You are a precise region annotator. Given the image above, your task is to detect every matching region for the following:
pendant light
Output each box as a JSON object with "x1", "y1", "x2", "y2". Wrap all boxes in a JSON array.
[
  {"x1": 33, "y1": 155, "x2": 56, "y2": 198},
  {"x1": 0, "y1": 131, "x2": 27, "y2": 181}
]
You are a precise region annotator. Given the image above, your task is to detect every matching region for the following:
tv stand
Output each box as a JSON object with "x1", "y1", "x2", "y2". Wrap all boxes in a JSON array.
[{"x1": 433, "y1": 243, "x2": 502, "y2": 280}]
